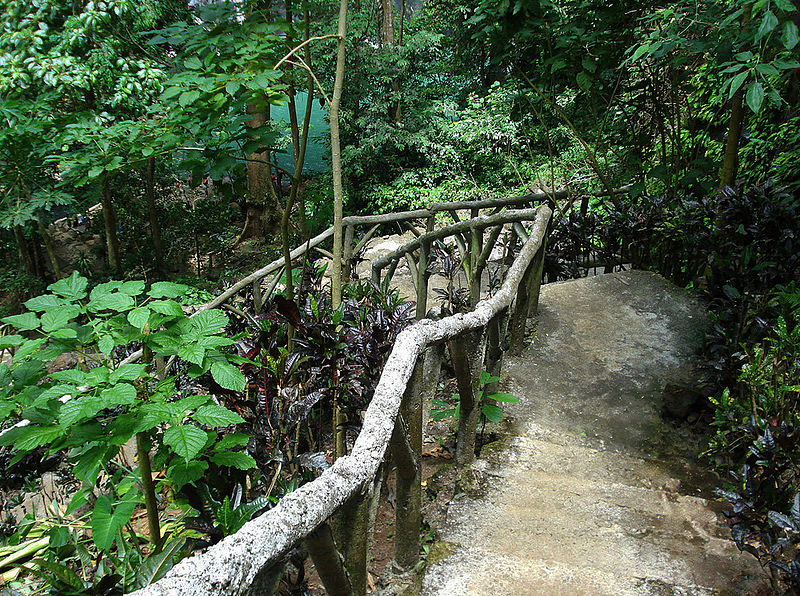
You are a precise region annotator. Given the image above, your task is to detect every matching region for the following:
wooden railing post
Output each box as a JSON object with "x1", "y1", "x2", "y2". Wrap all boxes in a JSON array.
[
  {"x1": 252, "y1": 280, "x2": 262, "y2": 314},
  {"x1": 392, "y1": 360, "x2": 423, "y2": 569},
  {"x1": 451, "y1": 328, "x2": 487, "y2": 465},
  {"x1": 526, "y1": 238, "x2": 546, "y2": 318},
  {"x1": 306, "y1": 522, "x2": 354, "y2": 596},
  {"x1": 484, "y1": 309, "x2": 508, "y2": 396},
  {"x1": 420, "y1": 342, "x2": 444, "y2": 429},
  {"x1": 469, "y1": 208, "x2": 482, "y2": 306},
  {"x1": 336, "y1": 488, "x2": 371, "y2": 596},
  {"x1": 508, "y1": 260, "x2": 534, "y2": 355},
  {"x1": 415, "y1": 221, "x2": 433, "y2": 320}
]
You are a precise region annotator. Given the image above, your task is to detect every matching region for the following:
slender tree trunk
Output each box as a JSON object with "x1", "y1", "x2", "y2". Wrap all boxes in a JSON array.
[
  {"x1": 100, "y1": 177, "x2": 122, "y2": 274},
  {"x1": 144, "y1": 157, "x2": 166, "y2": 279},
  {"x1": 13, "y1": 226, "x2": 34, "y2": 276},
  {"x1": 35, "y1": 217, "x2": 61, "y2": 280},
  {"x1": 330, "y1": 0, "x2": 348, "y2": 309},
  {"x1": 720, "y1": 87, "x2": 745, "y2": 189},
  {"x1": 381, "y1": 0, "x2": 394, "y2": 45}
]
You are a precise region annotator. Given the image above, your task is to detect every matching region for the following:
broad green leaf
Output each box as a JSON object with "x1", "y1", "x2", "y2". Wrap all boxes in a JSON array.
[
  {"x1": 119, "y1": 281, "x2": 145, "y2": 296},
  {"x1": 174, "y1": 395, "x2": 210, "y2": 412},
  {"x1": 142, "y1": 146, "x2": 154, "y2": 157},
  {"x1": 198, "y1": 336, "x2": 235, "y2": 348},
  {"x1": 48, "y1": 271, "x2": 88, "y2": 301},
  {"x1": 13, "y1": 425, "x2": 62, "y2": 451},
  {"x1": 481, "y1": 403, "x2": 504, "y2": 423},
  {"x1": 149, "y1": 282, "x2": 190, "y2": 299},
  {"x1": 179, "y1": 90, "x2": 200, "y2": 107},
  {"x1": 24, "y1": 294, "x2": 65, "y2": 312},
  {"x1": 164, "y1": 425, "x2": 207, "y2": 460},
  {"x1": 193, "y1": 404, "x2": 244, "y2": 427},
  {"x1": 783, "y1": 21, "x2": 800, "y2": 49},
  {"x1": 90, "y1": 281, "x2": 122, "y2": 300},
  {"x1": 487, "y1": 392, "x2": 519, "y2": 403},
  {"x1": 91, "y1": 494, "x2": 138, "y2": 551},
  {"x1": 86, "y1": 366, "x2": 110, "y2": 385},
  {"x1": 184, "y1": 56, "x2": 202, "y2": 69},
  {"x1": 210, "y1": 361, "x2": 246, "y2": 392},
  {"x1": 756, "y1": 10, "x2": 779, "y2": 41},
  {"x1": 191, "y1": 310, "x2": 229, "y2": 336},
  {"x1": 127, "y1": 307, "x2": 151, "y2": 329},
  {"x1": 150, "y1": 300, "x2": 184, "y2": 317},
  {"x1": 728, "y1": 71, "x2": 749, "y2": 98},
  {"x1": 13, "y1": 337, "x2": 46, "y2": 362},
  {"x1": 214, "y1": 431, "x2": 251, "y2": 450},
  {"x1": 59, "y1": 396, "x2": 103, "y2": 428},
  {"x1": 225, "y1": 81, "x2": 240, "y2": 96},
  {"x1": 49, "y1": 369, "x2": 87, "y2": 384},
  {"x1": 755, "y1": 63, "x2": 780, "y2": 76},
  {"x1": 98, "y1": 334, "x2": 115, "y2": 356},
  {"x1": 99, "y1": 383, "x2": 137, "y2": 407},
  {"x1": 88, "y1": 292, "x2": 134, "y2": 313},
  {"x1": 773, "y1": 57, "x2": 800, "y2": 70},
  {"x1": 774, "y1": 0, "x2": 796, "y2": 10},
  {"x1": 576, "y1": 72, "x2": 592, "y2": 92},
  {"x1": 746, "y1": 81, "x2": 765, "y2": 113},
  {"x1": 631, "y1": 43, "x2": 650, "y2": 61},
  {"x1": 735, "y1": 51, "x2": 754, "y2": 62},
  {"x1": 0, "y1": 335, "x2": 24, "y2": 349},
  {"x1": 50, "y1": 328, "x2": 78, "y2": 339},
  {"x1": 210, "y1": 451, "x2": 256, "y2": 470},
  {"x1": 178, "y1": 342, "x2": 205, "y2": 366},
  {"x1": 166, "y1": 460, "x2": 208, "y2": 491},
  {"x1": 41, "y1": 306, "x2": 81, "y2": 332},
  {"x1": 110, "y1": 363, "x2": 146, "y2": 383},
  {"x1": 480, "y1": 371, "x2": 500, "y2": 385},
  {"x1": 2, "y1": 312, "x2": 40, "y2": 331}
]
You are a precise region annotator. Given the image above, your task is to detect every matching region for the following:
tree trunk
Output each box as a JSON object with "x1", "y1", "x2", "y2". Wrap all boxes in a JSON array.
[
  {"x1": 381, "y1": 0, "x2": 394, "y2": 46},
  {"x1": 35, "y1": 216, "x2": 61, "y2": 280},
  {"x1": 13, "y1": 226, "x2": 34, "y2": 277},
  {"x1": 720, "y1": 87, "x2": 744, "y2": 189},
  {"x1": 244, "y1": 101, "x2": 281, "y2": 239},
  {"x1": 330, "y1": 0, "x2": 348, "y2": 309},
  {"x1": 100, "y1": 177, "x2": 122, "y2": 275},
  {"x1": 145, "y1": 157, "x2": 166, "y2": 279}
]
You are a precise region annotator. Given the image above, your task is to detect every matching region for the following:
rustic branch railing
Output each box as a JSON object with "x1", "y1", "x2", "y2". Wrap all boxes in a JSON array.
[{"x1": 132, "y1": 204, "x2": 552, "y2": 596}]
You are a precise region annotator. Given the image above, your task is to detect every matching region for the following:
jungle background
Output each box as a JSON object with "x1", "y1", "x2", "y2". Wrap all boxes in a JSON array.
[{"x1": 1, "y1": 0, "x2": 799, "y2": 593}]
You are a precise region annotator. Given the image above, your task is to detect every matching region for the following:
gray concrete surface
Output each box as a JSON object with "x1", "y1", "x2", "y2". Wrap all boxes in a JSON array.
[{"x1": 421, "y1": 271, "x2": 764, "y2": 596}]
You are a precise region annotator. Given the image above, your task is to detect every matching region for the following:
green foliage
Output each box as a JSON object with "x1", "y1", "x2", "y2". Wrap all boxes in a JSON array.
[
  {"x1": 0, "y1": 272, "x2": 252, "y2": 556},
  {"x1": 432, "y1": 370, "x2": 519, "y2": 426}
]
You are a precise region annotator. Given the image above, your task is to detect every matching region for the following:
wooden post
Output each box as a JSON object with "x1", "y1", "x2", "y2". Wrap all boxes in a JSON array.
[
  {"x1": 484, "y1": 309, "x2": 508, "y2": 396},
  {"x1": 420, "y1": 342, "x2": 444, "y2": 428},
  {"x1": 336, "y1": 489, "x2": 371, "y2": 596},
  {"x1": 451, "y1": 328, "x2": 487, "y2": 465},
  {"x1": 469, "y1": 208, "x2": 482, "y2": 306},
  {"x1": 508, "y1": 260, "x2": 533, "y2": 356},
  {"x1": 253, "y1": 280, "x2": 263, "y2": 314},
  {"x1": 526, "y1": 239, "x2": 546, "y2": 318},
  {"x1": 392, "y1": 360, "x2": 423, "y2": 569},
  {"x1": 306, "y1": 522, "x2": 354, "y2": 596}
]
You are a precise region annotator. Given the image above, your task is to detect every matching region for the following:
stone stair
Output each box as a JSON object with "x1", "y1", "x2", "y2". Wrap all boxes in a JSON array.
[{"x1": 420, "y1": 271, "x2": 764, "y2": 596}]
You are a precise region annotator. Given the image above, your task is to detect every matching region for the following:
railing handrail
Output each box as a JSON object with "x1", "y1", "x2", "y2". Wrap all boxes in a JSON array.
[{"x1": 133, "y1": 204, "x2": 552, "y2": 596}]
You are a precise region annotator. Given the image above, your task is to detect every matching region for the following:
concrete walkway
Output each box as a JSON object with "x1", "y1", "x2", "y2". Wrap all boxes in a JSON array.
[{"x1": 421, "y1": 271, "x2": 763, "y2": 596}]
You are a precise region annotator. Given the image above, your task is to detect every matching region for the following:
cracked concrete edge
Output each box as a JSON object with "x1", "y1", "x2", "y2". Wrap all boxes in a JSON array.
[{"x1": 131, "y1": 207, "x2": 552, "y2": 596}]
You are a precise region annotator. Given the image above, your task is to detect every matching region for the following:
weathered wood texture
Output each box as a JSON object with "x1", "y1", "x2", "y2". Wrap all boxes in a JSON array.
[{"x1": 131, "y1": 205, "x2": 551, "y2": 596}]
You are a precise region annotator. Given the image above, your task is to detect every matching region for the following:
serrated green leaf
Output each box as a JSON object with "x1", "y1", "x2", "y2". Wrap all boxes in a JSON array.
[
  {"x1": 191, "y1": 309, "x2": 229, "y2": 336},
  {"x1": 13, "y1": 337, "x2": 46, "y2": 361},
  {"x1": 184, "y1": 56, "x2": 202, "y2": 70},
  {"x1": 164, "y1": 425, "x2": 207, "y2": 460},
  {"x1": 90, "y1": 281, "x2": 122, "y2": 300},
  {"x1": 127, "y1": 307, "x2": 151, "y2": 329},
  {"x1": 59, "y1": 396, "x2": 103, "y2": 428},
  {"x1": 210, "y1": 361, "x2": 245, "y2": 392},
  {"x1": 774, "y1": 0, "x2": 796, "y2": 10},
  {"x1": 13, "y1": 425, "x2": 63, "y2": 451},
  {"x1": 746, "y1": 81, "x2": 765, "y2": 113},
  {"x1": 480, "y1": 371, "x2": 500, "y2": 385},
  {"x1": 576, "y1": 71, "x2": 592, "y2": 91},
  {"x1": 24, "y1": 294, "x2": 65, "y2": 312},
  {"x1": 166, "y1": 460, "x2": 208, "y2": 491},
  {"x1": 119, "y1": 281, "x2": 145, "y2": 296},
  {"x1": 110, "y1": 363, "x2": 146, "y2": 383},
  {"x1": 2, "y1": 312, "x2": 40, "y2": 331},
  {"x1": 99, "y1": 383, "x2": 137, "y2": 407},
  {"x1": 98, "y1": 334, "x2": 115, "y2": 356},
  {"x1": 179, "y1": 90, "x2": 200, "y2": 107},
  {"x1": 214, "y1": 431, "x2": 251, "y2": 450},
  {"x1": 150, "y1": 300, "x2": 184, "y2": 317},
  {"x1": 0, "y1": 334, "x2": 24, "y2": 349},
  {"x1": 49, "y1": 369, "x2": 87, "y2": 384},
  {"x1": 149, "y1": 282, "x2": 190, "y2": 299},
  {"x1": 41, "y1": 305, "x2": 81, "y2": 332},
  {"x1": 48, "y1": 271, "x2": 88, "y2": 301},
  {"x1": 210, "y1": 451, "x2": 256, "y2": 470},
  {"x1": 178, "y1": 342, "x2": 205, "y2": 366},
  {"x1": 225, "y1": 81, "x2": 240, "y2": 96},
  {"x1": 174, "y1": 394, "x2": 210, "y2": 412},
  {"x1": 88, "y1": 292, "x2": 134, "y2": 313},
  {"x1": 193, "y1": 404, "x2": 244, "y2": 427}
]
